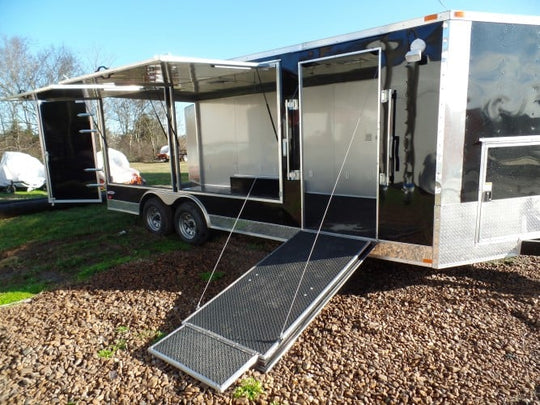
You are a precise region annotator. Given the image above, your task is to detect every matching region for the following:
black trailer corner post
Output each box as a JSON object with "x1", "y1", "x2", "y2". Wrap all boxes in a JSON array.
[{"x1": 38, "y1": 99, "x2": 102, "y2": 203}]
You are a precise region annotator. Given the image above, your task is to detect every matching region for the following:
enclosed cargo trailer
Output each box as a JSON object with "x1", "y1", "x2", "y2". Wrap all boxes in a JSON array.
[{"x1": 7, "y1": 10, "x2": 540, "y2": 391}]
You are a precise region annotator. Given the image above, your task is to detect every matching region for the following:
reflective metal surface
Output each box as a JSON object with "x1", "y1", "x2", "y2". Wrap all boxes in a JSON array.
[{"x1": 462, "y1": 22, "x2": 540, "y2": 202}]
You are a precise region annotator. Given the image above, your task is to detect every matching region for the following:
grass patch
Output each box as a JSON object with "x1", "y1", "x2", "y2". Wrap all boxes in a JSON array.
[
  {"x1": 97, "y1": 348, "x2": 115, "y2": 359},
  {"x1": 0, "y1": 291, "x2": 35, "y2": 306},
  {"x1": 132, "y1": 161, "x2": 189, "y2": 187},
  {"x1": 0, "y1": 189, "x2": 47, "y2": 201},
  {"x1": 199, "y1": 271, "x2": 225, "y2": 282},
  {"x1": 97, "y1": 340, "x2": 127, "y2": 359},
  {"x1": 152, "y1": 330, "x2": 166, "y2": 343},
  {"x1": 98, "y1": 327, "x2": 128, "y2": 359},
  {"x1": 0, "y1": 203, "x2": 188, "y2": 305},
  {"x1": 75, "y1": 255, "x2": 134, "y2": 282},
  {"x1": 136, "y1": 329, "x2": 166, "y2": 344},
  {"x1": 233, "y1": 377, "x2": 264, "y2": 401}
]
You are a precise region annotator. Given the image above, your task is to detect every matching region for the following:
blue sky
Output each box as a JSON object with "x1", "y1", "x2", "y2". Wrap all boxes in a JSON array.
[{"x1": 1, "y1": 0, "x2": 539, "y2": 71}]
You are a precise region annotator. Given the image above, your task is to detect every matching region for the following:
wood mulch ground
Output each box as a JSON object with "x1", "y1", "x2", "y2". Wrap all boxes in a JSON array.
[{"x1": 1, "y1": 234, "x2": 538, "y2": 404}]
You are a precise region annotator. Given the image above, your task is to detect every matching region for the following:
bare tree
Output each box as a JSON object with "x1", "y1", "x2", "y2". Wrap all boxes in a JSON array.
[
  {"x1": 0, "y1": 38, "x2": 169, "y2": 165},
  {"x1": 37, "y1": 44, "x2": 81, "y2": 85},
  {"x1": 0, "y1": 36, "x2": 82, "y2": 158},
  {"x1": 107, "y1": 97, "x2": 169, "y2": 162}
]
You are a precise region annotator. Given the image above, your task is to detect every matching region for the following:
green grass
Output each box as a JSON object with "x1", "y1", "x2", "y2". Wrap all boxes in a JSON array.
[
  {"x1": 233, "y1": 377, "x2": 264, "y2": 400},
  {"x1": 97, "y1": 348, "x2": 115, "y2": 359},
  {"x1": 0, "y1": 203, "x2": 189, "y2": 305},
  {"x1": 98, "y1": 325, "x2": 129, "y2": 359},
  {"x1": 0, "y1": 291, "x2": 35, "y2": 306},
  {"x1": 199, "y1": 271, "x2": 225, "y2": 282},
  {"x1": 0, "y1": 189, "x2": 48, "y2": 201},
  {"x1": 132, "y1": 161, "x2": 189, "y2": 186}
]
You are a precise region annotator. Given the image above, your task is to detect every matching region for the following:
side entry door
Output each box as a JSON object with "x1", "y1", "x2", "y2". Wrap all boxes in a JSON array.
[
  {"x1": 299, "y1": 49, "x2": 381, "y2": 238},
  {"x1": 476, "y1": 135, "x2": 540, "y2": 243},
  {"x1": 38, "y1": 99, "x2": 102, "y2": 203}
]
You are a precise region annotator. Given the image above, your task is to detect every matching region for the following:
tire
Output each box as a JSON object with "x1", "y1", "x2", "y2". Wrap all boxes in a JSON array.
[
  {"x1": 142, "y1": 198, "x2": 172, "y2": 235},
  {"x1": 174, "y1": 202, "x2": 209, "y2": 245}
]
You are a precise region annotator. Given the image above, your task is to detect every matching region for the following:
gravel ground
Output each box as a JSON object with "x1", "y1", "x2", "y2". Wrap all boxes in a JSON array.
[{"x1": 0, "y1": 234, "x2": 538, "y2": 404}]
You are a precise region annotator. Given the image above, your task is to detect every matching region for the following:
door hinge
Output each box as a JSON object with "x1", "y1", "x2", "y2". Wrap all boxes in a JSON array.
[{"x1": 381, "y1": 89, "x2": 396, "y2": 103}]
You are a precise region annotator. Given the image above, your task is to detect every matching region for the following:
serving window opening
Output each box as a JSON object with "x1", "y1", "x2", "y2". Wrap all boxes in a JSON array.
[
  {"x1": 177, "y1": 61, "x2": 282, "y2": 201},
  {"x1": 54, "y1": 58, "x2": 283, "y2": 202}
]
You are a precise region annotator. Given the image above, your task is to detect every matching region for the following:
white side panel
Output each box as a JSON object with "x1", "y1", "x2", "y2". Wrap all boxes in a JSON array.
[
  {"x1": 199, "y1": 99, "x2": 236, "y2": 188},
  {"x1": 198, "y1": 92, "x2": 278, "y2": 188},
  {"x1": 184, "y1": 103, "x2": 200, "y2": 183},
  {"x1": 236, "y1": 95, "x2": 279, "y2": 177},
  {"x1": 302, "y1": 86, "x2": 334, "y2": 194}
]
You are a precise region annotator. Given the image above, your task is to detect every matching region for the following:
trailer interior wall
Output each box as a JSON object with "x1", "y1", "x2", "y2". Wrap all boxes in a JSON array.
[
  {"x1": 185, "y1": 92, "x2": 280, "y2": 192},
  {"x1": 435, "y1": 18, "x2": 540, "y2": 268}
]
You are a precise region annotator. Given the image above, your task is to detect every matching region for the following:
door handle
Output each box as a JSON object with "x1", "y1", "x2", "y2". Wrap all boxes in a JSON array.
[{"x1": 381, "y1": 89, "x2": 397, "y2": 186}]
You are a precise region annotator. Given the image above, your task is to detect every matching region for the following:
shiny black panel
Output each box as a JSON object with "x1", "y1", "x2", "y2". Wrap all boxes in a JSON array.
[
  {"x1": 40, "y1": 101, "x2": 100, "y2": 201},
  {"x1": 462, "y1": 22, "x2": 540, "y2": 201},
  {"x1": 107, "y1": 184, "x2": 147, "y2": 203},
  {"x1": 198, "y1": 195, "x2": 299, "y2": 227}
]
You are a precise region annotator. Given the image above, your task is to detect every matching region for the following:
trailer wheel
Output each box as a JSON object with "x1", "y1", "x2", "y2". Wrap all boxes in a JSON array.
[
  {"x1": 142, "y1": 198, "x2": 172, "y2": 235},
  {"x1": 174, "y1": 202, "x2": 209, "y2": 245}
]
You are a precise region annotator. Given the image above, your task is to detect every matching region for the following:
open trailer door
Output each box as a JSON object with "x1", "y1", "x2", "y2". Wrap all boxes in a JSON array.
[
  {"x1": 299, "y1": 49, "x2": 381, "y2": 238},
  {"x1": 38, "y1": 99, "x2": 102, "y2": 204}
]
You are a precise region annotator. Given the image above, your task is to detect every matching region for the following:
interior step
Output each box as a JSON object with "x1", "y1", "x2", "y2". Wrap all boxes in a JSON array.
[{"x1": 149, "y1": 231, "x2": 375, "y2": 392}]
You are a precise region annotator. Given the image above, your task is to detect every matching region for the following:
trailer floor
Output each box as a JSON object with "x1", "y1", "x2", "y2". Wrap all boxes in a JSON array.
[{"x1": 304, "y1": 193, "x2": 377, "y2": 238}]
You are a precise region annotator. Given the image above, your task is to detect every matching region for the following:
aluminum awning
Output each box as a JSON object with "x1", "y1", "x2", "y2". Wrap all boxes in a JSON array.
[{"x1": 5, "y1": 55, "x2": 277, "y2": 102}]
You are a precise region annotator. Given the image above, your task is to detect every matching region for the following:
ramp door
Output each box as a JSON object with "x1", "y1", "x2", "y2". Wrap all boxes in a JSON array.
[
  {"x1": 149, "y1": 231, "x2": 374, "y2": 391},
  {"x1": 39, "y1": 100, "x2": 102, "y2": 203}
]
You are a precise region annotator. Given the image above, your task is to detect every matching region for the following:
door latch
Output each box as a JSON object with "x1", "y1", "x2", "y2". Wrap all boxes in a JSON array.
[{"x1": 483, "y1": 182, "x2": 493, "y2": 202}]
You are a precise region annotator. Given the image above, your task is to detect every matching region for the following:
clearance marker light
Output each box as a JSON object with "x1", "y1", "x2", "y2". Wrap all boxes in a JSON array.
[
  {"x1": 454, "y1": 11, "x2": 465, "y2": 18},
  {"x1": 424, "y1": 13, "x2": 438, "y2": 22}
]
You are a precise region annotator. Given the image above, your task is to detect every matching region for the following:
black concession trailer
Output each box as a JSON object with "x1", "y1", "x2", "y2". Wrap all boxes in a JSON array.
[{"x1": 7, "y1": 10, "x2": 540, "y2": 391}]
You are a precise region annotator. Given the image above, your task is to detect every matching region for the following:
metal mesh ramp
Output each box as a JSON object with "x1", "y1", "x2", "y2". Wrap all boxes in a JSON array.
[
  {"x1": 150, "y1": 231, "x2": 374, "y2": 392},
  {"x1": 150, "y1": 324, "x2": 258, "y2": 391}
]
